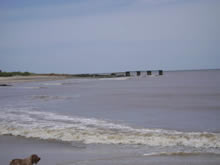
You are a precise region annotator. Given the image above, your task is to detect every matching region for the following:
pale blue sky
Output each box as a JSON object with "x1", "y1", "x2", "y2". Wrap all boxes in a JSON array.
[{"x1": 0, "y1": 0, "x2": 219, "y2": 74}]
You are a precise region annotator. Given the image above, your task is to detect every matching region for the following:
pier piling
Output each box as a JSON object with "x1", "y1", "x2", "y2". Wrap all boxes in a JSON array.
[
  {"x1": 137, "y1": 71, "x2": 141, "y2": 76},
  {"x1": 125, "y1": 72, "x2": 130, "y2": 77},
  {"x1": 147, "y1": 71, "x2": 152, "y2": 76},
  {"x1": 158, "y1": 70, "x2": 163, "y2": 76}
]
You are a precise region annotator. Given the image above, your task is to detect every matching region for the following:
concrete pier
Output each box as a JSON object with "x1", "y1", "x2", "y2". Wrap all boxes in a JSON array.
[
  {"x1": 125, "y1": 72, "x2": 130, "y2": 77},
  {"x1": 158, "y1": 70, "x2": 163, "y2": 75},
  {"x1": 93, "y1": 70, "x2": 163, "y2": 78},
  {"x1": 147, "y1": 71, "x2": 152, "y2": 75},
  {"x1": 137, "y1": 71, "x2": 141, "y2": 76}
]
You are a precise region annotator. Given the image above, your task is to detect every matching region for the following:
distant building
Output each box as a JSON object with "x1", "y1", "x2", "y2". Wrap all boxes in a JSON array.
[{"x1": 0, "y1": 70, "x2": 2, "y2": 73}]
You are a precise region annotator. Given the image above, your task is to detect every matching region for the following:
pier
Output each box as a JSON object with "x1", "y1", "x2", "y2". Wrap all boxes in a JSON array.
[
  {"x1": 72, "y1": 70, "x2": 164, "y2": 78},
  {"x1": 122, "y1": 70, "x2": 164, "y2": 77}
]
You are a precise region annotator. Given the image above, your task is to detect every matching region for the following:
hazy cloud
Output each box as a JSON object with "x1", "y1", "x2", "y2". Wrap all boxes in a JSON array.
[{"x1": 0, "y1": 0, "x2": 219, "y2": 73}]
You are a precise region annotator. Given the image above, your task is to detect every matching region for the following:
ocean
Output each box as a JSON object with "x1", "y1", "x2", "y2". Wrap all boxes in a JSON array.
[{"x1": 0, "y1": 70, "x2": 220, "y2": 164}]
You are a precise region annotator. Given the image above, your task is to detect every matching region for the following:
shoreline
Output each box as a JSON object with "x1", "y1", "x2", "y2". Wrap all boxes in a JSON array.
[
  {"x1": 1, "y1": 135, "x2": 220, "y2": 165},
  {"x1": 0, "y1": 75, "x2": 73, "y2": 84},
  {"x1": 1, "y1": 70, "x2": 220, "y2": 165},
  {"x1": 0, "y1": 75, "x2": 132, "y2": 85}
]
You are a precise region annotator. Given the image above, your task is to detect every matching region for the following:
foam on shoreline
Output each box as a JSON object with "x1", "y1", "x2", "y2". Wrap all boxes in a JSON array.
[
  {"x1": 0, "y1": 109, "x2": 220, "y2": 150},
  {"x1": 1, "y1": 135, "x2": 220, "y2": 165}
]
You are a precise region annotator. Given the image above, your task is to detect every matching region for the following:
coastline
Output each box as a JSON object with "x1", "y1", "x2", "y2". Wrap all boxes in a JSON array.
[
  {"x1": 0, "y1": 75, "x2": 72, "y2": 84},
  {"x1": 1, "y1": 70, "x2": 220, "y2": 164},
  {"x1": 0, "y1": 74, "x2": 131, "y2": 85},
  {"x1": 1, "y1": 135, "x2": 220, "y2": 165}
]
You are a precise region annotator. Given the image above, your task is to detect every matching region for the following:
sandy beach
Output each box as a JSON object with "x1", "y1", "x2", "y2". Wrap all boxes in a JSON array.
[
  {"x1": 1, "y1": 135, "x2": 220, "y2": 165},
  {"x1": 0, "y1": 75, "x2": 72, "y2": 84}
]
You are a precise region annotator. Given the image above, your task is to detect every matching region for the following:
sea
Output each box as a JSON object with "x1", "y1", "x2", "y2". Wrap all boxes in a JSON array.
[{"x1": 0, "y1": 70, "x2": 220, "y2": 164}]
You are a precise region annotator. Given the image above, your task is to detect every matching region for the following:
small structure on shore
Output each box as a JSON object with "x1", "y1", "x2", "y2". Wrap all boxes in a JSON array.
[
  {"x1": 125, "y1": 72, "x2": 130, "y2": 77},
  {"x1": 136, "y1": 71, "x2": 141, "y2": 76},
  {"x1": 158, "y1": 70, "x2": 163, "y2": 75},
  {"x1": 147, "y1": 71, "x2": 152, "y2": 75}
]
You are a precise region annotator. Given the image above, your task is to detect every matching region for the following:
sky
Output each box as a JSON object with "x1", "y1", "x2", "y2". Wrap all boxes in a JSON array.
[{"x1": 0, "y1": 0, "x2": 219, "y2": 74}]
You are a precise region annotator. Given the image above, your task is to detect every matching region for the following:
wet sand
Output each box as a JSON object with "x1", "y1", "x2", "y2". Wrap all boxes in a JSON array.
[{"x1": 1, "y1": 135, "x2": 220, "y2": 165}]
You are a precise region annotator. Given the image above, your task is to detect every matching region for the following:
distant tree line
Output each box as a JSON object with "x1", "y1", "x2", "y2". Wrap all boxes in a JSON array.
[{"x1": 0, "y1": 71, "x2": 32, "y2": 77}]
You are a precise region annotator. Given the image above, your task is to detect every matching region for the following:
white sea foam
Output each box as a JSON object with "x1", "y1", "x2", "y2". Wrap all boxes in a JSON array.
[
  {"x1": 99, "y1": 77, "x2": 131, "y2": 81},
  {"x1": 12, "y1": 86, "x2": 45, "y2": 89},
  {"x1": 42, "y1": 83, "x2": 63, "y2": 86},
  {"x1": 0, "y1": 109, "x2": 220, "y2": 149},
  {"x1": 143, "y1": 151, "x2": 220, "y2": 156}
]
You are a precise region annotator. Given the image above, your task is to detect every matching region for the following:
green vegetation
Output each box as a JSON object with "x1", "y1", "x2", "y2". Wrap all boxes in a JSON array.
[
  {"x1": 0, "y1": 71, "x2": 32, "y2": 77},
  {"x1": 0, "y1": 71, "x2": 127, "y2": 78}
]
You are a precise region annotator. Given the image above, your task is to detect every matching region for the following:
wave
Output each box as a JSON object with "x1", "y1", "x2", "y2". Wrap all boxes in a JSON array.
[
  {"x1": 99, "y1": 77, "x2": 131, "y2": 81},
  {"x1": 0, "y1": 109, "x2": 220, "y2": 149},
  {"x1": 32, "y1": 95, "x2": 73, "y2": 101},
  {"x1": 11, "y1": 86, "x2": 47, "y2": 89},
  {"x1": 143, "y1": 151, "x2": 220, "y2": 156},
  {"x1": 41, "y1": 83, "x2": 63, "y2": 86}
]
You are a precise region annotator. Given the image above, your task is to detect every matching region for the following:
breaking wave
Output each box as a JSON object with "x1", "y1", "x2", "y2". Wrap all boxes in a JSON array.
[
  {"x1": 99, "y1": 77, "x2": 131, "y2": 81},
  {"x1": 0, "y1": 109, "x2": 220, "y2": 149},
  {"x1": 32, "y1": 95, "x2": 73, "y2": 101},
  {"x1": 143, "y1": 151, "x2": 220, "y2": 156}
]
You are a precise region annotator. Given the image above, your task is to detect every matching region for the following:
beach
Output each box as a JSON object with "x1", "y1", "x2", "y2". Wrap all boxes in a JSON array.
[
  {"x1": 1, "y1": 70, "x2": 220, "y2": 165},
  {"x1": 0, "y1": 75, "x2": 72, "y2": 84},
  {"x1": 1, "y1": 135, "x2": 220, "y2": 165},
  {"x1": 1, "y1": 134, "x2": 220, "y2": 165}
]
